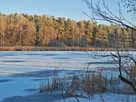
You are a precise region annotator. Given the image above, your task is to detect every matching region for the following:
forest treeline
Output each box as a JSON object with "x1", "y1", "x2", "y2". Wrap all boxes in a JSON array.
[{"x1": 0, "y1": 13, "x2": 135, "y2": 48}]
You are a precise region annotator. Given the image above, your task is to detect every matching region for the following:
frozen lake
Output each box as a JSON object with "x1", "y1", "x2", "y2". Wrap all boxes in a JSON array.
[
  {"x1": 0, "y1": 51, "x2": 118, "y2": 76},
  {"x1": 0, "y1": 51, "x2": 135, "y2": 101}
]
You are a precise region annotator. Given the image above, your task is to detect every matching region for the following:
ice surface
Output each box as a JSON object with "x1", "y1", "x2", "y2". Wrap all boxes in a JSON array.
[
  {"x1": 0, "y1": 51, "x2": 136, "y2": 101},
  {"x1": 0, "y1": 51, "x2": 119, "y2": 76}
]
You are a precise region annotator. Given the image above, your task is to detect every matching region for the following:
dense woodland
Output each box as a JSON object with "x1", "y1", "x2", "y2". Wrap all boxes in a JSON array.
[{"x1": 0, "y1": 13, "x2": 135, "y2": 48}]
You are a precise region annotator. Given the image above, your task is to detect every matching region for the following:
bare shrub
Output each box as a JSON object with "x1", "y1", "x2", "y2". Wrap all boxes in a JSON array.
[
  {"x1": 66, "y1": 75, "x2": 81, "y2": 97},
  {"x1": 39, "y1": 77, "x2": 62, "y2": 93},
  {"x1": 83, "y1": 73, "x2": 107, "y2": 95},
  {"x1": 129, "y1": 65, "x2": 136, "y2": 81},
  {"x1": 64, "y1": 73, "x2": 107, "y2": 102}
]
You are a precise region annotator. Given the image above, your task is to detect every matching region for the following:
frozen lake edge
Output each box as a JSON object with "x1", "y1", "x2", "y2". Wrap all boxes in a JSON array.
[{"x1": 0, "y1": 51, "x2": 136, "y2": 102}]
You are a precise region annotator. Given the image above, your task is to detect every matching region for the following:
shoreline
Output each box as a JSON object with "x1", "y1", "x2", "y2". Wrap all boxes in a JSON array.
[
  {"x1": 0, "y1": 47, "x2": 136, "y2": 51},
  {"x1": 0, "y1": 68, "x2": 136, "y2": 102}
]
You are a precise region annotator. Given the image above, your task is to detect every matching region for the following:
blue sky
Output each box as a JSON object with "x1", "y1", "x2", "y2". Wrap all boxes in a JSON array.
[
  {"x1": 0, "y1": 0, "x2": 133, "y2": 22},
  {"x1": 0, "y1": 0, "x2": 88, "y2": 20}
]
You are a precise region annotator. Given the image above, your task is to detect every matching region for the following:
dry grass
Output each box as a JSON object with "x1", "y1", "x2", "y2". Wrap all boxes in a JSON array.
[
  {"x1": 40, "y1": 77, "x2": 62, "y2": 93},
  {"x1": 39, "y1": 71, "x2": 136, "y2": 102},
  {"x1": 82, "y1": 73, "x2": 107, "y2": 96},
  {"x1": 0, "y1": 46, "x2": 135, "y2": 51}
]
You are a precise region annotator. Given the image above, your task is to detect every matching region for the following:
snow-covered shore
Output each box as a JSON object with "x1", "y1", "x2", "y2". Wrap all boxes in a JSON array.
[{"x1": 2, "y1": 91, "x2": 136, "y2": 102}]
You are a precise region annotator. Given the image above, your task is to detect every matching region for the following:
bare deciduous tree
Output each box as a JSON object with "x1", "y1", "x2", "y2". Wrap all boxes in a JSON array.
[
  {"x1": 83, "y1": 0, "x2": 136, "y2": 30},
  {"x1": 83, "y1": 0, "x2": 136, "y2": 93},
  {"x1": 111, "y1": 50, "x2": 136, "y2": 93}
]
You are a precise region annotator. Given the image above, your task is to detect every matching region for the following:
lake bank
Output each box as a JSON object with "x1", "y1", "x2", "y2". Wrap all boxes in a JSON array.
[
  {"x1": 0, "y1": 47, "x2": 136, "y2": 51},
  {"x1": 2, "y1": 92, "x2": 136, "y2": 102},
  {"x1": 1, "y1": 69, "x2": 136, "y2": 102}
]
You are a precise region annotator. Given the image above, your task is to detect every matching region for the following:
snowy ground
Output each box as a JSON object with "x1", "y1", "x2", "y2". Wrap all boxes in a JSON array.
[
  {"x1": 53, "y1": 93, "x2": 136, "y2": 102},
  {"x1": 0, "y1": 51, "x2": 136, "y2": 102}
]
